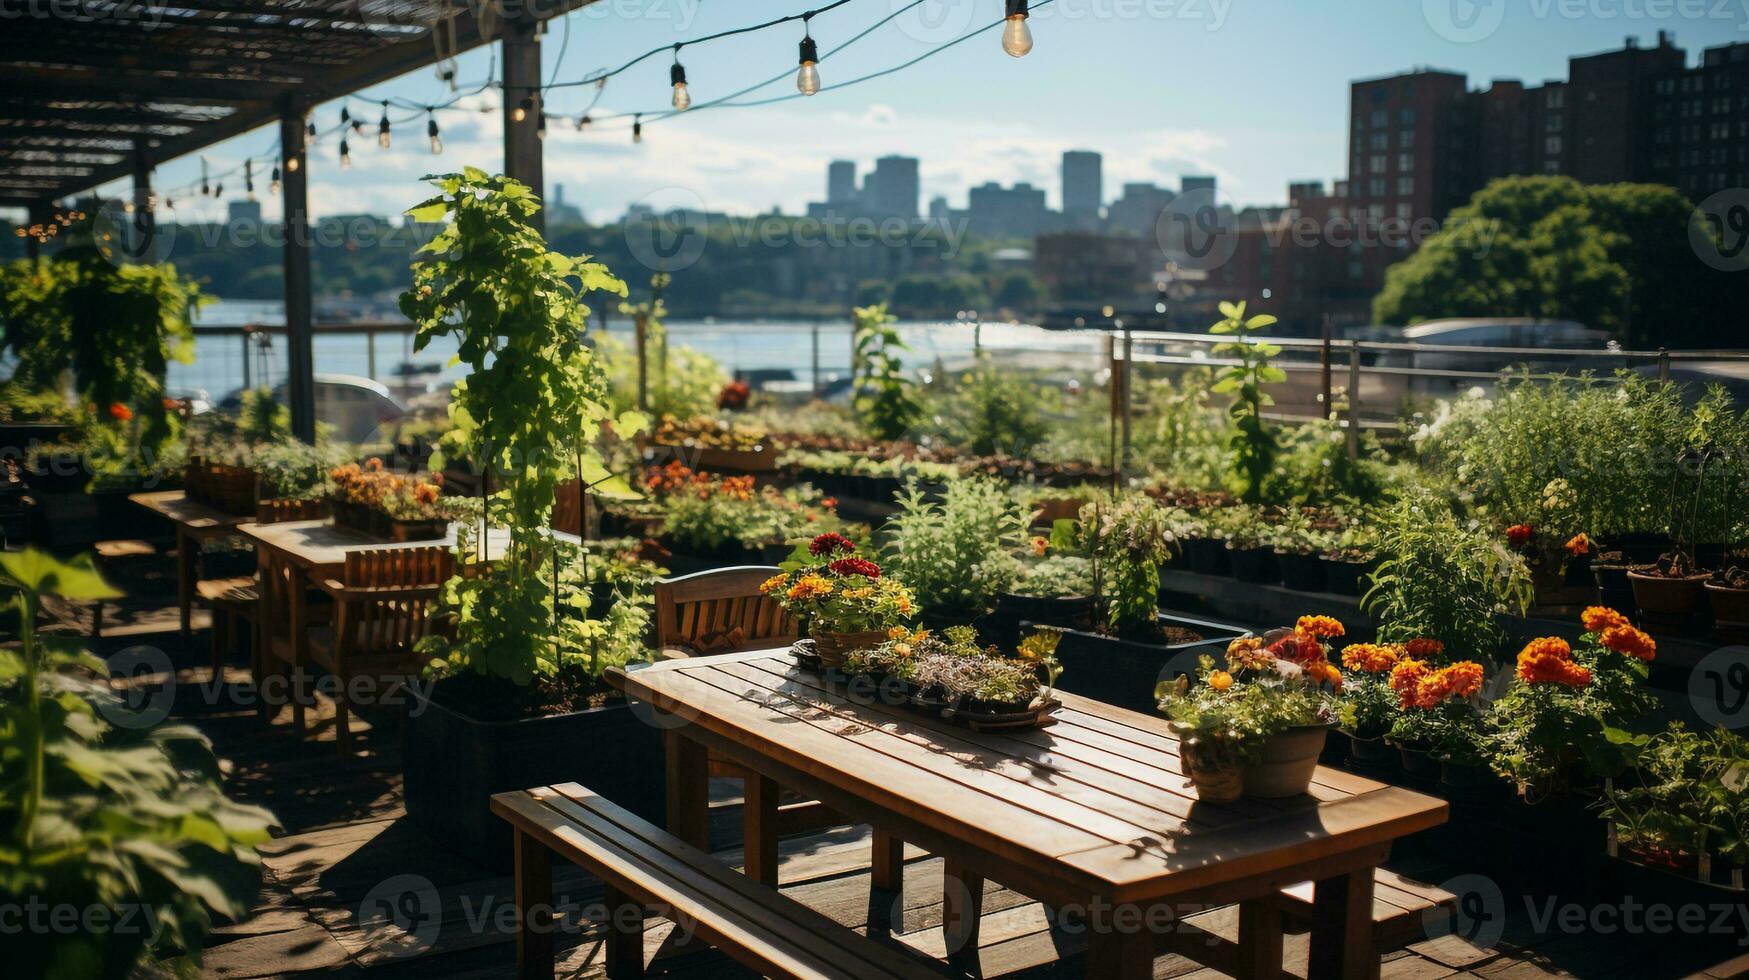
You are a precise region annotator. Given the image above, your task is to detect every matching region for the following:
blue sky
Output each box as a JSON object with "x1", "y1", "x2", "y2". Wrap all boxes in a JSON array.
[{"x1": 73, "y1": 0, "x2": 1749, "y2": 223}]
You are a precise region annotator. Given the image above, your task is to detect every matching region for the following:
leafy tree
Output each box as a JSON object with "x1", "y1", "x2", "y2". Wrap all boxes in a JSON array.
[
  {"x1": 1374, "y1": 176, "x2": 1746, "y2": 348},
  {"x1": 993, "y1": 272, "x2": 1044, "y2": 314}
]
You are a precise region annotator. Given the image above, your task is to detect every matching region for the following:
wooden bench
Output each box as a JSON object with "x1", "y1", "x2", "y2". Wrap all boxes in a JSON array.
[
  {"x1": 492, "y1": 783, "x2": 950, "y2": 980},
  {"x1": 91, "y1": 538, "x2": 161, "y2": 637},
  {"x1": 1163, "y1": 867, "x2": 1457, "y2": 977}
]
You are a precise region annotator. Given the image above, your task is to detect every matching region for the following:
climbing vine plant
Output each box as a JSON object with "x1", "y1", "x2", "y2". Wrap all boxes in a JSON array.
[{"x1": 401, "y1": 169, "x2": 643, "y2": 684}]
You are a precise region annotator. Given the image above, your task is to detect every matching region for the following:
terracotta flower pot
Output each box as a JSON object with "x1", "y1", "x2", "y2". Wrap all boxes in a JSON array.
[
  {"x1": 1628, "y1": 570, "x2": 1709, "y2": 629},
  {"x1": 1706, "y1": 582, "x2": 1749, "y2": 642},
  {"x1": 1181, "y1": 741, "x2": 1243, "y2": 804},
  {"x1": 1243, "y1": 725, "x2": 1331, "y2": 798},
  {"x1": 810, "y1": 629, "x2": 887, "y2": 669}
]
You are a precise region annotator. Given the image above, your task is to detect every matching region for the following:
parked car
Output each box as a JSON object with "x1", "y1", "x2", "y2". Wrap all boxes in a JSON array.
[{"x1": 219, "y1": 374, "x2": 405, "y2": 443}]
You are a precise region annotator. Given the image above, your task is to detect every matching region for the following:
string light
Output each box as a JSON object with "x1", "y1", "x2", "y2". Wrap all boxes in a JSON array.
[
  {"x1": 341, "y1": 105, "x2": 353, "y2": 129},
  {"x1": 427, "y1": 111, "x2": 442, "y2": 154},
  {"x1": 670, "y1": 46, "x2": 691, "y2": 110},
  {"x1": 378, "y1": 101, "x2": 392, "y2": 149},
  {"x1": 512, "y1": 96, "x2": 531, "y2": 122},
  {"x1": 632, "y1": 114, "x2": 642, "y2": 143},
  {"x1": 537, "y1": 113, "x2": 548, "y2": 140},
  {"x1": 576, "y1": 114, "x2": 591, "y2": 130},
  {"x1": 286, "y1": 156, "x2": 300, "y2": 173},
  {"x1": 797, "y1": 19, "x2": 821, "y2": 96},
  {"x1": 1002, "y1": 0, "x2": 1033, "y2": 56},
  {"x1": 245, "y1": 160, "x2": 255, "y2": 200},
  {"x1": 339, "y1": 137, "x2": 352, "y2": 169},
  {"x1": 213, "y1": 182, "x2": 223, "y2": 198},
  {"x1": 200, "y1": 157, "x2": 210, "y2": 196},
  {"x1": 270, "y1": 165, "x2": 282, "y2": 194}
]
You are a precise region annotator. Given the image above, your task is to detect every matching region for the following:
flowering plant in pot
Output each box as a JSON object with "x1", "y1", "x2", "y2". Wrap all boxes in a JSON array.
[
  {"x1": 1628, "y1": 446, "x2": 1720, "y2": 629},
  {"x1": 1335, "y1": 641, "x2": 1417, "y2": 766},
  {"x1": 766, "y1": 532, "x2": 915, "y2": 668},
  {"x1": 842, "y1": 624, "x2": 1064, "y2": 728},
  {"x1": 1485, "y1": 607, "x2": 1658, "y2": 803},
  {"x1": 1158, "y1": 616, "x2": 1344, "y2": 800},
  {"x1": 328, "y1": 458, "x2": 455, "y2": 540},
  {"x1": 1386, "y1": 652, "x2": 1488, "y2": 780}
]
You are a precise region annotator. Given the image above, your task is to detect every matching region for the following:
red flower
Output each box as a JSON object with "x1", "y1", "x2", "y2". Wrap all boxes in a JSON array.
[
  {"x1": 716, "y1": 380, "x2": 750, "y2": 410},
  {"x1": 809, "y1": 532, "x2": 856, "y2": 557},
  {"x1": 107, "y1": 402, "x2": 133, "y2": 423},
  {"x1": 1565, "y1": 533, "x2": 1590, "y2": 557},
  {"x1": 1506, "y1": 524, "x2": 1534, "y2": 548},
  {"x1": 828, "y1": 556, "x2": 881, "y2": 579}
]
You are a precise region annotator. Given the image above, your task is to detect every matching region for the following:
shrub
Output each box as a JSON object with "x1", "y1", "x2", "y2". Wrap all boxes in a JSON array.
[{"x1": 882, "y1": 478, "x2": 1025, "y2": 618}]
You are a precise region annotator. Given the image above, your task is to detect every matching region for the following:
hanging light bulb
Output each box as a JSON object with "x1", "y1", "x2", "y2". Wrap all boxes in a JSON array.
[
  {"x1": 339, "y1": 138, "x2": 352, "y2": 170},
  {"x1": 378, "y1": 102, "x2": 392, "y2": 149},
  {"x1": 577, "y1": 114, "x2": 592, "y2": 131},
  {"x1": 1002, "y1": 0, "x2": 1033, "y2": 57},
  {"x1": 427, "y1": 112, "x2": 442, "y2": 154},
  {"x1": 797, "y1": 32, "x2": 821, "y2": 95},
  {"x1": 512, "y1": 96, "x2": 531, "y2": 123},
  {"x1": 245, "y1": 160, "x2": 256, "y2": 200},
  {"x1": 632, "y1": 114, "x2": 643, "y2": 143},
  {"x1": 200, "y1": 157, "x2": 210, "y2": 196},
  {"x1": 670, "y1": 48, "x2": 691, "y2": 110},
  {"x1": 537, "y1": 113, "x2": 548, "y2": 140},
  {"x1": 341, "y1": 105, "x2": 352, "y2": 128},
  {"x1": 214, "y1": 182, "x2": 224, "y2": 198},
  {"x1": 286, "y1": 156, "x2": 300, "y2": 173},
  {"x1": 270, "y1": 165, "x2": 282, "y2": 194}
]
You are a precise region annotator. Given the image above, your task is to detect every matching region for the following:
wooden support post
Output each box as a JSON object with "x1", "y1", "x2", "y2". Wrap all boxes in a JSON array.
[
  {"x1": 1319, "y1": 314, "x2": 1333, "y2": 420},
  {"x1": 1345, "y1": 342, "x2": 1361, "y2": 461},
  {"x1": 1307, "y1": 868, "x2": 1377, "y2": 980},
  {"x1": 502, "y1": 15, "x2": 545, "y2": 237},
  {"x1": 279, "y1": 100, "x2": 316, "y2": 444},
  {"x1": 601, "y1": 883, "x2": 643, "y2": 980},
  {"x1": 131, "y1": 141, "x2": 156, "y2": 263},
  {"x1": 870, "y1": 828, "x2": 905, "y2": 892},
  {"x1": 514, "y1": 829, "x2": 555, "y2": 980},
  {"x1": 1119, "y1": 325, "x2": 1133, "y2": 479},
  {"x1": 743, "y1": 772, "x2": 780, "y2": 886}
]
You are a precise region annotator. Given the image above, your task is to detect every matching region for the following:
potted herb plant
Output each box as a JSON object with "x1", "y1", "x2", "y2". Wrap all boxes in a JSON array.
[
  {"x1": 1160, "y1": 619, "x2": 1345, "y2": 799},
  {"x1": 881, "y1": 477, "x2": 1024, "y2": 627},
  {"x1": 1628, "y1": 447, "x2": 1717, "y2": 631},
  {"x1": 397, "y1": 169, "x2": 659, "y2": 863},
  {"x1": 764, "y1": 532, "x2": 914, "y2": 668},
  {"x1": 328, "y1": 459, "x2": 453, "y2": 541}
]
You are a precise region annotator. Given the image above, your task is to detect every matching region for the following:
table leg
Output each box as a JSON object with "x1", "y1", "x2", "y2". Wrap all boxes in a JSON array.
[
  {"x1": 1238, "y1": 899, "x2": 1284, "y2": 980},
  {"x1": 870, "y1": 828, "x2": 905, "y2": 892},
  {"x1": 289, "y1": 567, "x2": 307, "y2": 737},
  {"x1": 178, "y1": 528, "x2": 195, "y2": 639},
  {"x1": 743, "y1": 771, "x2": 779, "y2": 885},
  {"x1": 1307, "y1": 868, "x2": 1378, "y2": 980},
  {"x1": 1086, "y1": 927, "x2": 1155, "y2": 977},
  {"x1": 514, "y1": 828, "x2": 554, "y2": 979},
  {"x1": 942, "y1": 857, "x2": 983, "y2": 964},
  {"x1": 664, "y1": 728, "x2": 710, "y2": 850}
]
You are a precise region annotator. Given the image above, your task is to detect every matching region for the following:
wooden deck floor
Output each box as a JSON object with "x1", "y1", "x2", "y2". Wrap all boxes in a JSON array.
[{"x1": 37, "y1": 548, "x2": 1749, "y2": 979}]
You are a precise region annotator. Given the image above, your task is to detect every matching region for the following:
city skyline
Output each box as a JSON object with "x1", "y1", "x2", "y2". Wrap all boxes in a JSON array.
[{"x1": 26, "y1": 2, "x2": 1749, "y2": 227}]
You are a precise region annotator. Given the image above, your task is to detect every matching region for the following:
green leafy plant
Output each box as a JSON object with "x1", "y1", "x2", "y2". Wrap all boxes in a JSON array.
[
  {"x1": 1012, "y1": 555, "x2": 1094, "y2": 599},
  {"x1": 400, "y1": 168, "x2": 644, "y2": 685},
  {"x1": 1159, "y1": 654, "x2": 1340, "y2": 763},
  {"x1": 851, "y1": 302, "x2": 921, "y2": 441},
  {"x1": 1208, "y1": 300, "x2": 1283, "y2": 502},
  {"x1": 0, "y1": 549, "x2": 274, "y2": 978},
  {"x1": 1080, "y1": 494, "x2": 1177, "y2": 640},
  {"x1": 1596, "y1": 723, "x2": 1749, "y2": 868},
  {"x1": 882, "y1": 478, "x2": 1025, "y2": 619}
]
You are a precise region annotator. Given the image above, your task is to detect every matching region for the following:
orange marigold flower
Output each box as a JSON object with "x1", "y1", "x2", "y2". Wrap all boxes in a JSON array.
[
  {"x1": 1516, "y1": 636, "x2": 1591, "y2": 686},
  {"x1": 107, "y1": 402, "x2": 133, "y2": 422},
  {"x1": 1581, "y1": 606, "x2": 1630, "y2": 634},
  {"x1": 1389, "y1": 659, "x2": 1431, "y2": 709},
  {"x1": 1224, "y1": 635, "x2": 1276, "y2": 672},
  {"x1": 760, "y1": 573, "x2": 789, "y2": 595},
  {"x1": 786, "y1": 575, "x2": 832, "y2": 602},
  {"x1": 820, "y1": 497, "x2": 838, "y2": 510},
  {"x1": 1415, "y1": 661, "x2": 1484, "y2": 707},
  {"x1": 1404, "y1": 638, "x2": 1445, "y2": 660},
  {"x1": 1565, "y1": 533, "x2": 1591, "y2": 557},
  {"x1": 1341, "y1": 643, "x2": 1401, "y2": 674},
  {"x1": 1519, "y1": 636, "x2": 1572, "y2": 662},
  {"x1": 1208, "y1": 670, "x2": 1234, "y2": 691},
  {"x1": 1295, "y1": 615, "x2": 1346, "y2": 639},
  {"x1": 1506, "y1": 524, "x2": 1534, "y2": 548},
  {"x1": 1600, "y1": 624, "x2": 1656, "y2": 661},
  {"x1": 366, "y1": 457, "x2": 385, "y2": 471}
]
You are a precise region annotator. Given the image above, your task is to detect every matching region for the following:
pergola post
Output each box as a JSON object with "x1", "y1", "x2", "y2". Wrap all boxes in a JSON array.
[
  {"x1": 131, "y1": 142, "x2": 156, "y2": 263},
  {"x1": 502, "y1": 15, "x2": 545, "y2": 237},
  {"x1": 279, "y1": 99, "x2": 316, "y2": 443}
]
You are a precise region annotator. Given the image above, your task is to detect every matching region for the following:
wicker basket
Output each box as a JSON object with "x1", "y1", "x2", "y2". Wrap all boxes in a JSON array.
[{"x1": 810, "y1": 629, "x2": 887, "y2": 669}]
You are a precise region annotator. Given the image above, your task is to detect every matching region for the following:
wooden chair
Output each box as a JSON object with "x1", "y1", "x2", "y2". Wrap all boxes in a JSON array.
[
  {"x1": 308, "y1": 547, "x2": 453, "y2": 754},
  {"x1": 653, "y1": 567, "x2": 859, "y2": 884},
  {"x1": 205, "y1": 500, "x2": 330, "y2": 678},
  {"x1": 90, "y1": 538, "x2": 158, "y2": 638}
]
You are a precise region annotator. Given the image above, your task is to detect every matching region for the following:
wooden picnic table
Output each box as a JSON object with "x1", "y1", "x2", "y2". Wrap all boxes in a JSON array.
[
  {"x1": 614, "y1": 648, "x2": 1448, "y2": 979},
  {"x1": 129, "y1": 490, "x2": 255, "y2": 638}
]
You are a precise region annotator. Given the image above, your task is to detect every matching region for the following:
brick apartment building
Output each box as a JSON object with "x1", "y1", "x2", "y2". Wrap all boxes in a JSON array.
[{"x1": 1194, "y1": 33, "x2": 1749, "y2": 335}]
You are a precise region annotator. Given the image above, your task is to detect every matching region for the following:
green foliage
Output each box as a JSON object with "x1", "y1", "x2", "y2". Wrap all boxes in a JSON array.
[
  {"x1": 1373, "y1": 176, "x2": 1748, "y2": 348},
  {"x1": 0, "y1": 549, "x2": 274, "y2": 978},
  {"x1": 927, "y1": 356, "x2": 1051, "y2": 457},
  {"x1": 1362, "y1": 491, "x2": 1534, "y2": 661},
  {"x1": 1160, "y1": 656, "x2": 1339, "y2": 764},
  {"x1": 0, "y1": 246, "x2": 200, "y2": 453},
  {"x1": 594, "y1": 329, "x2": 726, "y2": 420},
  {"x1": 1080, "y1": 494, "x2": 1178, "y2": 639},
  {"x1": 1599, "y1": 723, "x2": 1749, "y2": 867},
  {"x1": 882, "y1": 478, "x2": 1026, "y2": 618},
  {"x1": 399, "y1": 169, "x2": 642, "y2": 684},
  {"x1": 851, "y1": 303, "x2": 921, "y2": 441},
  {"x1": 0, "y1": 385, "x2": 77, "y2": 424},
  {"x1": 1208, "y1": 301, "x2": 1283, "y2": 502},
  {"x1": 1012, "y1": 555, "x2": 1094, "y2": 599},
  {"x1": 235, "y1": 387, "x2": 293, "y2": 444},
  {"x1": 1338, "y1": 672, "x2": 1398, "y2": 740}
]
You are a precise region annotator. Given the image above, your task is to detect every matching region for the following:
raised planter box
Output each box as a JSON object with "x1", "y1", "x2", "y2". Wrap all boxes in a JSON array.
[
  {"x1": 1053, "y1": 613, "x2": 1247, "y2": 714},
  {"x1": 185, "y1": 459, "x2": 258, "y2": 515},
  {"x1": 648, "y1": 443, "x2": 778, "y2": 474},
  {"x1": 403, "y1": 686, "x2": 666, "y2": 866},
  {"x1": 330, "y1": 498, "x2": 447, "y2": 542}
]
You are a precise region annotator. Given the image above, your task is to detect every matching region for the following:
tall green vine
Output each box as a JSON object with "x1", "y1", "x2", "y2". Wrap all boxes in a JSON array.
[
  {"x1": 852, "y1": 302, "x2": 920, "y2": 441},
  {"x1": 1208, "y1": 300, "x2": 1282, "y2": 502},
  {"x1": 401, "y1": 169, "x2": 643, "y2": 684}
]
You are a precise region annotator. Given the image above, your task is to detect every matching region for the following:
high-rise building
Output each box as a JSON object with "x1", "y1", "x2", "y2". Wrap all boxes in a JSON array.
[
  {"x1": 966, "y1": 181, "x2": 1050, "y2": 238},
  {"x1": 865, "y1": 155, "x2": 920, "y2": 220},
  {"x1": 1061, "y1": 150, "x2": 1103, "y2": 226},
  {"x1": 227, "y1": 199, "x2": 262, "y2": 224},
  {"x1": 1180, "y1": 175, "x2": 1218, "y2": 197},
  {"x1": 827, "y1": 160, "x2": 858, "y2": 205},
  {"x1": 548, "y1": 183, "x2": 585, "y2": 225},
  {"x1": 1106, "y1": 182, "x2": 1176, "y2": 237}
]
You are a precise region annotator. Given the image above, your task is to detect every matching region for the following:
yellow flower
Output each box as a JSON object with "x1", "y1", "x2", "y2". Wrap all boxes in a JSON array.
[
  {"x1": 896, "y1": 595, "x2": 913, "y2": 615},
  {"x1": 759, "y1": 573, "x2": 789, "y2": 595},
  {"x1": 1208, "y1": 670, "x2": 1234, "y2": 691},
  {"x1": 786, "y1": 574, "x2": 832, "y2": 601}
]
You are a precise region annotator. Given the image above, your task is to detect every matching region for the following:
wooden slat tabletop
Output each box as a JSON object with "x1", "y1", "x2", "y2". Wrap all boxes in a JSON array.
[
  {"x1": 616, "y1": 648, "x2": 1448, "y2": 907},
  {"x1": 129, "y1": 490, "x2": 253, "y2": 534},
  {"x1": 236, "y1": 519, "x2": 580, "y2": 573}
]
